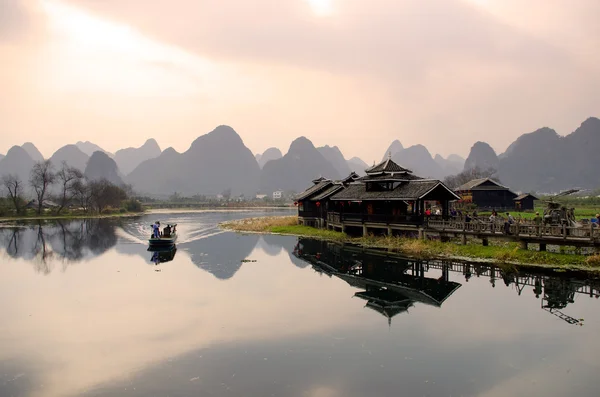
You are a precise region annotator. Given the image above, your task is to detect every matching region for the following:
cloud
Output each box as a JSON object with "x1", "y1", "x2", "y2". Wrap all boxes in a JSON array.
[{"x1": 1, "y1": 0, "x2": 599, "y2": 161}]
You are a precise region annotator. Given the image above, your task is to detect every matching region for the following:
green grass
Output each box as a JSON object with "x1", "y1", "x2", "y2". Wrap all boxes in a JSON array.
[
  {"x1": 268, "y1": 224, "x2": 348, "y2": 240},
  {"x1": 222, "y1": 216, "x2": 600, "y2": 271}
]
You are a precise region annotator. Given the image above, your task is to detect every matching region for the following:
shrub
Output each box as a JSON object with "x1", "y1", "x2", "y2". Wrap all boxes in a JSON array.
[
  {"x1": 123, "y1": 199, "x2": 143, "y2": 212},
  {"x1": 586, "y1": 255, "x2": 600, "y2": 267}
]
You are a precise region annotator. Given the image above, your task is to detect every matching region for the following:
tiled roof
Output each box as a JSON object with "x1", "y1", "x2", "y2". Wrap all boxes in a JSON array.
[
  {"x1": 330, "y1": 180, "x2": 460, "y2": 201},
  {"x1": 365, "y1": 158, "x2": 412, "y2": 174},
  {"x1": 357, "y1": 173, "x2": 423, "y2": 182},
  {"x1": 455, "y1": 178, "x2": 508, "y2": 191},
  {"x1": 311, "y1": 184, "x2": 345, "y2": 201},
  {"x1": 296, "y1": 180, "x2": 332, "y2": 201},
  {"x1": 514, "y1": 193, "x2": 539, "y2": 201}
]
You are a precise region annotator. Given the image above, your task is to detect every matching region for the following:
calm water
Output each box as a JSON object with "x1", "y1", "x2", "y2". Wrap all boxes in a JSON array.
[{"x1": 1, "y1": 210, "x2": 599, "y2": 397}]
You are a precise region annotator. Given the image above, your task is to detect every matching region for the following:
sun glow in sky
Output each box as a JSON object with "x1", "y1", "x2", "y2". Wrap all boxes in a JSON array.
[
  {"x1": 0, "y1": 0, "x2": 598, "y2": 162},
  {"x1": 40, "y1": 0, "x2": 221, "y2": 97},
  {"x1": 306, "y1": 0, "x2": 335, "y2": 17}
]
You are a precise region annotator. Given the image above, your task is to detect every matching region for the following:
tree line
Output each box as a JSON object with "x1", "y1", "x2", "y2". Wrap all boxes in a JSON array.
[{"x1": 1, "y1": 160, "x2": 141, "y2": 216}]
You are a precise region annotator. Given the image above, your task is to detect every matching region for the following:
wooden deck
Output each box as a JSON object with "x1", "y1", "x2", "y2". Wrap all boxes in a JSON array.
[{"x1": 321, "y1": 212, "x2": 600, "y2": 248}]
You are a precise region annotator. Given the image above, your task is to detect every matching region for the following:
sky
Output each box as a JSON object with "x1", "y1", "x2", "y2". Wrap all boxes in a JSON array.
[{"x1": 0, "y1": 0, "x2": 598, "y2": 163}]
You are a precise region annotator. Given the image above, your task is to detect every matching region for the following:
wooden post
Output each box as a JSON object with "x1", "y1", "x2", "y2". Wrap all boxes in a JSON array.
[
  {"x1": 363, "y1": 224, "x2": 368, "y2": 236},
  {"x1": 387, "y1": 226, "x2": 392, "y2": 236},
  {"x1": 482, "y1": 238, "x2": 488, "y2": 246},
  {"x1": 461, "y1": 233, "x2": 467, "y2": 245},
  {"x1": 562, "y1": 224, "x2": 567, "y2": 240},
  {"x1": 539, "y1": 243, "x2": 547, "y2": 252},
  {"x1": 520, "y1": 240, "x2": 528, "y2": 250},
  {"x1": 591, "y1": 223, "x2": 594, "y2": 243}
]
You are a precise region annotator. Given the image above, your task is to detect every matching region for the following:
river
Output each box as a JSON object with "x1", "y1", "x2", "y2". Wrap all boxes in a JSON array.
[{"x1": 0, "y1": 210, "x2": 599, "y2": 397}]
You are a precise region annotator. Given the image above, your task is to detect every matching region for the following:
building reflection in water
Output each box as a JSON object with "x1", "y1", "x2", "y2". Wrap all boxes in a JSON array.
[{"x1": 293, "y1": 238, "x2": 600, "y2": 326}]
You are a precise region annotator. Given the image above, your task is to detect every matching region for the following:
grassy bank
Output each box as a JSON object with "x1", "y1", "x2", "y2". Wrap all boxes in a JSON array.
[
  {"x1": 0, "y1": 211, "x2": 144, "y2": 223},
  {"x1": 221, "y1": 216, "x2": 600, "y2": 271}
]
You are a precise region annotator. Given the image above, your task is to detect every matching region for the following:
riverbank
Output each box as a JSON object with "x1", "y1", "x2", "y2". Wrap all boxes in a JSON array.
[
  {"x1": 220, "y1": 216, "x2": 600, "y2": 272},
  {"x1": 0, "y1": 211, "x2": 144, "y2": 223}
]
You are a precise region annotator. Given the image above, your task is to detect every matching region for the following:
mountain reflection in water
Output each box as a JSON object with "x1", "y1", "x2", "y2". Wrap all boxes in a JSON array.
[
  {"x1": 2, "y1": 213, "x2": 600, "y2": 397},
  {"x1": 293, "y1": 238, "x2": 600, "y2": 326},
  {"x1": 2, "y1": 219, "x2": 599, "y2": 325}
]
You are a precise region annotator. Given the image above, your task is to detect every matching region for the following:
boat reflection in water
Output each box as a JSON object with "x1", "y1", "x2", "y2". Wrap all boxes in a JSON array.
[
  {"x1": 148, "y1": 245, "x2": 177, "y2": 265},
  {"x1": 292, "y1": 238, "x2": 600, "y2": 326}
]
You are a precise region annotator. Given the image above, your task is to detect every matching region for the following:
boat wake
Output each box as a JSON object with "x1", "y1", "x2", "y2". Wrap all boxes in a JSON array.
[{"x1": 117, "y1": 219, "x2": 227, "y2": 245}]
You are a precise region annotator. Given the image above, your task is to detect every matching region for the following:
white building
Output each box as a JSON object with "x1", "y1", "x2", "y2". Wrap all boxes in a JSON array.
[{"x1": 272, "y1": 190, "x2": 283, "y2": 200}]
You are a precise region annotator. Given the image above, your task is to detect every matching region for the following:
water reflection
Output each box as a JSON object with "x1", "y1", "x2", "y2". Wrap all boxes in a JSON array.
[
  {"x1": 148, "y1": 245, "x2": 177, "y2": 265},
  {"x1": 0, "y1": 219, "x2": 118, "y2": 273},
  {"x1": 2, "y1": 214, "x2": 600, "y2": 397},
  {"x1": 293, "y1": 238, "x2": 600, "y2": 326}
]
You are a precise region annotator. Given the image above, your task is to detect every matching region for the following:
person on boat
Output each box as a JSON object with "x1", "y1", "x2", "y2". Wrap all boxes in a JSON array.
[
  {"x1": 153, "y1": 221, "x2": 161, "y2": 238},
  {"x1": 164, "y1": 224, "x2": 171, "y2": 237}
]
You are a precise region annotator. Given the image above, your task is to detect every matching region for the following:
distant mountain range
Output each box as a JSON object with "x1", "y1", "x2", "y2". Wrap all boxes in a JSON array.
[
  {"x1": 1, "y1": 116, "x2": 599, "y2": 196},
  {"x1": 127, "y1": 125, "x2": 260, "y2": 196},
  {"x1": 256, "y1": 147, "x2": 282, "y2": 169}
]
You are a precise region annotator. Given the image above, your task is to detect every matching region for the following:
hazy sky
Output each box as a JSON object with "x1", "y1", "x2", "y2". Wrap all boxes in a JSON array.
[{"x1": 1, "y1": 0, "x2": 598, "y2": 162}]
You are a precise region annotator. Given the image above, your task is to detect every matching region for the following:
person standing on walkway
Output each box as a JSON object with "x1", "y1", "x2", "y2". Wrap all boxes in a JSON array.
[{"x1": 533, "y1": 212, "x2": 542, "y2": 235}]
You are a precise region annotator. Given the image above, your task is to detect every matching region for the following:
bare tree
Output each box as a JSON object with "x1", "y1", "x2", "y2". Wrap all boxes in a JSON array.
[
  {"x1": 72, "y1": 179, "x2": 93, "y2": 212},
  {"x1": 55, "y1": 161, "x2": 84, "y2": 214},
  {"x1": 30, "y1": 160, "x2": 56, "y2": 215},
  {"x1": 2, "y1": 174, "x2": 24, "y2": 214},
  {"x1": 89, "y1": 179, "x2": 127, "y2": 213}
]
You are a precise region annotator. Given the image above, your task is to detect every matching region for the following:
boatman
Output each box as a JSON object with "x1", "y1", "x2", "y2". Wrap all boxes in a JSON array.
[{"x1": 153, "y1": 221, "x2": 160, "y2": 238}]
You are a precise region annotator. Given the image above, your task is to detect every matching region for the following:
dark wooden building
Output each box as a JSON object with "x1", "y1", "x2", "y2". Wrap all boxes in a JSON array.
[
  {"x1": 296, "y1": 158, "x2": 459, "y2": 233},
  {"x1": 513, "y1": 193, "x2": 538, "y2": 211},
  {"x1": 455, "y1": 178, "x2": 518, "y2": 210},
  {"x1": 296, "y1": 173, "x2": 359, "y2": 227}
]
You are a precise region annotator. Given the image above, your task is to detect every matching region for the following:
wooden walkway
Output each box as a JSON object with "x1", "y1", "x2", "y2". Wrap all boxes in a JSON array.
[
  {"x1": 324, "y1": 213, "x2": 600, "y2": 248},
  {"x1": 426, "y1": 219, "x2": 600, "y2": 248}
]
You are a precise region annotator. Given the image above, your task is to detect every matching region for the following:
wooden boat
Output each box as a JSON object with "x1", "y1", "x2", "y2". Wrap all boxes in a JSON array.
[{"x1": 149, "y1": 223, "x2": 177, "y2": 246}]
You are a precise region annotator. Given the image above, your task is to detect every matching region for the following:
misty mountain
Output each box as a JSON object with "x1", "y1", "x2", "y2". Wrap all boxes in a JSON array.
[
  {"x1": 382, "y1": 140, "x2": 404, "y2": 161},
  {"x1": 347, "y1": 156, "x2": 369, "y2": 175},
  {"x1": 464, "y1": 142, "x2": 499, "y2": 172},
  {"x1": 388, "y1": 144, "x2": 446, "y2": 179},
  {"x1": 114, "y1": 138, "x2": 161, "y2": 175},
  {"x1": 497, "y1": 117, "x2": 600, "y2": 192},
  {"x1": 317, "y1": 145, "x2": 351, "y2": 178},
  {"x1": 260, "y1": 137, "x2": 340, "y2": 194},
  {"x1": 127, "y1": 125, "x2": 260, "y2": 196},
  {"x1": 76, "y1": 141, "x2": 113, "y2": 157},
  {"x1": 49, "y1": 145, "x2": 90, "y2": 172},
  {"x1": 434, "y1": 154, "x2": 465, "y2": 176},
  {"x1": 21, "y1": 142, "x2": 44, "y2": 162},
  {"x1": 84, "y1": 151, "x2": 124, "y2": 186},
  {"x1": 0, "y1": 146, "x2": 35, "y2": 184},
  {"x1": 257, "y1": 147, "x2": 282, "y2": 168}
]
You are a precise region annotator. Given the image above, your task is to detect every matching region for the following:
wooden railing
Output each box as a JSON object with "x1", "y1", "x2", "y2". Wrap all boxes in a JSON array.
[
  {"x1": 327, "y1": 212, "x2": 423, "y2": 225},
  {"x1": 427, "y1": 220, "x2": 600, "y2": 241},
  {"x1": 326, "y1": 213, "x2": 600, "y2": 241},
  {"x1": 327, "y1": 212, "x2": 341, "y2": 224}
]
